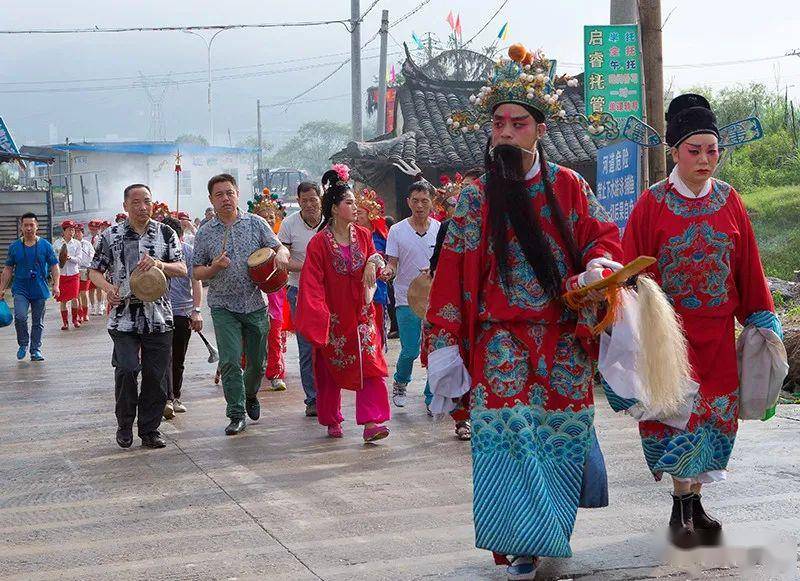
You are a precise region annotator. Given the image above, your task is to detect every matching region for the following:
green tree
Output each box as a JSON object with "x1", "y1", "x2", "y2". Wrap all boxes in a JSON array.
[
  {"x1": 0, "y1": 164, "x2": 19, "y2": 188},
  {"x1": 267, "y1": 120, "x2": 351, "y2": 176},
  {"x1": 175, "y1": 134, "x2": 209, "y2": 146},
  {"x1": 682, "y1": 83, "x2": 800, "y2": 191}
]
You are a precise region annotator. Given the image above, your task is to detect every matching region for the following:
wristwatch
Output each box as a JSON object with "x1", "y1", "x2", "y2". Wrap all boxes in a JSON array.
[{"x1": 192, "y1": 307, "x2": 202, "y2": 314}]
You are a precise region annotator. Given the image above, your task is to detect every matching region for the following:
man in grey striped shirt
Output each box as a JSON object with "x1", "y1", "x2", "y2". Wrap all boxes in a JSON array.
[{"x1": 193, "y1": 173, "x2": 290, "y2": 436}]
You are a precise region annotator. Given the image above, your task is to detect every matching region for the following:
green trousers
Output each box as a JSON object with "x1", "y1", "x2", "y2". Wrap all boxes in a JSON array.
[{"x1": 211, "y1": 307, "x2": 269, "y2": 420}]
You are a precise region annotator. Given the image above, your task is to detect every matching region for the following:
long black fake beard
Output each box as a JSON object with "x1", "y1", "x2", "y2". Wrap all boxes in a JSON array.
[{"x1": 484, "y1": 143, "x2": 564, "y2": 299}]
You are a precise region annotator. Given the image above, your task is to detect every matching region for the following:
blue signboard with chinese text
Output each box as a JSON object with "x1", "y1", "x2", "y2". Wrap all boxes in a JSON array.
[{"x1": 595, "y1": 139, "x2": 640, "y2": 232}]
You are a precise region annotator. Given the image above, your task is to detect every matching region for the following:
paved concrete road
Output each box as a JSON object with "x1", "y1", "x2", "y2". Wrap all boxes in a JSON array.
[{"x1": 1, "y1": 307, "x2": 798, "y2": 580}]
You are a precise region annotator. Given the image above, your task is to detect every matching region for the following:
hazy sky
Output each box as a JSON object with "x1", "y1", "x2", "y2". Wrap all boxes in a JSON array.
[{"x1": 2, "y1": 0, "x2": 798, "y2": 148}]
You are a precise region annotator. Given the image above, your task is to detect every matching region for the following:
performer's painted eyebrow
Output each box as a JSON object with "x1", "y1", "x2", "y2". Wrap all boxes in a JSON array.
[
  {"x1": 492, "y1": 113, "x2": 531, "y2": 121},
  {"x1": 685, "y1": 141, "x2": 714, "y2": 149}
]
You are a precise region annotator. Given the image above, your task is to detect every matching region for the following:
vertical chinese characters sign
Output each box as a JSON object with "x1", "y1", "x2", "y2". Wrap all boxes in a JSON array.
[
  {"x1": 595, "y1": 140, "x2": 640, "y2": 232},
  {"x1": 584, "y1": 25, "x2": 642, "y2": 123}
]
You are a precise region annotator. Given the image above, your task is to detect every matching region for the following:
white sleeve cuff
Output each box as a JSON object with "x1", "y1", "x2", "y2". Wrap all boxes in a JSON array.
[
  {"x1": 427, "y1": 345, "x2": 471, "y2": 415},
  {"x1": 367, "y1": 253, "x2": 385, "y2": 269}
]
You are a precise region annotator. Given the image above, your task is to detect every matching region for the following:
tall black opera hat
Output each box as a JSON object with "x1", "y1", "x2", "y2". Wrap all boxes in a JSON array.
[{"x1": 665, "y1": 93, "x2": 719, "y2": 147}]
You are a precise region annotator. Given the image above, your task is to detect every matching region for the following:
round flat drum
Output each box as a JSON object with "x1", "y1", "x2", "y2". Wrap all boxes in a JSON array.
[{"x1": 130, "y1": 267, "x2": 167, "y2": 302}]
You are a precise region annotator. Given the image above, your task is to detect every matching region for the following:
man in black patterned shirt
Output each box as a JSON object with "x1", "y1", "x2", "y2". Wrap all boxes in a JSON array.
[{"x1": 90, "y1": 184, "x2": 186, "y2": 449}]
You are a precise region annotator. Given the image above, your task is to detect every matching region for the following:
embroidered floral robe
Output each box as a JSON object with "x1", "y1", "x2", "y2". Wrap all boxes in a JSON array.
[
  {"x1": 426, "y1": 164, "x2": 622, "y2": 560},
  {"x1": 296, "y1": 224, "x2": 387, "y2": 391},
  {"x1": 620, "y1": 177, "x2": 774, "y2": 480}
]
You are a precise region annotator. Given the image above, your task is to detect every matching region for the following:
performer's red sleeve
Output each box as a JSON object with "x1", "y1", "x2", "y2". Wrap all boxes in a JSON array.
[
  {"x1": 425, "y1": 185, "x2": 474, "y2": 362},
  {"x1": 731, "y1": 191, "x2": 774, "y2": 323},
  {"x1": 620, "y1": 192, "x2": 661, "y2": 279},
  {"x1": 295, "y1": 236, "x2": 330, "y2": 348},
  {"x1": 571, "y1": 175, "x2": 624, "y2": 267}
]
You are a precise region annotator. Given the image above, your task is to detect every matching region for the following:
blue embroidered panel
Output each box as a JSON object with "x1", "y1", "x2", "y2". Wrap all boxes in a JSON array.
[
  {"x1": 658, "y1": 222, "x2": 733, "y2": 309},
  {"x1": 650, "y1": 178, "x2": 732, "y2": 218},
  {"x1": 483, "y1": 330, "x2": 530, "y2": 398},
  {"x1": 550, "y1": 333, "x2": 593, "y2": 401}
]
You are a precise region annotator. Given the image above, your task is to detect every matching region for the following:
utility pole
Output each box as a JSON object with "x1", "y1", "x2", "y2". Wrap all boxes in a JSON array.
[
  {"x1": 64, "y1": 137, "x2": 72, "y2": 213},
  {"x1": 350, "y1": 0, "x2": 363, "y2": 141},
  {"x1": 376, "y1": 10, "x2": 389, "y2": 136},
  {"x1": 256, "y1": 99, "x2": 264, "y2": 191},
  {"x1": 639, "y1": 0, "x2": 667, "y2": 183},
  {"x1": 610, "y1": 0, "x2": 637, "y2": 24}
]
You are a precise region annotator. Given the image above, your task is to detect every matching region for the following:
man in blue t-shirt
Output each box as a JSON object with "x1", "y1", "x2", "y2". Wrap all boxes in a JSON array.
[{"x1": 0, "y1": 212, "x2": 61, "y2": 361}]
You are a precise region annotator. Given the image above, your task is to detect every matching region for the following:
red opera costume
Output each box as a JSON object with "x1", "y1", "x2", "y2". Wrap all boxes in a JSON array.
[
  {"x1": 621, "y1": 174, "x2": 774, "y2": 479},
  {"x1": 295, "y1": 223, "x2": 390, "y2": 427},
  {"x1": 427, "y1": 164, "x2": 622, "y2": 559}
]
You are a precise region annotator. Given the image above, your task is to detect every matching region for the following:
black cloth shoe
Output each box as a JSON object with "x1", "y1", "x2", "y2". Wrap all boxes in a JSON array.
[
  {"x1": 692, "y1": 493, "x2": 722, "y2": 545},
  {"x1": 246, "y1": 397, "x2": 261, "y2": 421},
  {"x1": 305, "y1": 402, "x2": 318, "y2": 417},
  {"x1": 669, "y1": 493, "x2": 698, "y2": 549},
  {"x1": 225, "y1": 418, "x2": 247, "y2": 435},
  {"x1": 141, "y1": 431, "x2": 166, "y2": 448},
  {"x1": 116, "y1": 427, "x2": 133, "y2": 448},
  {"x1": 691, "y1": 493, "x2": 722, "y2": 530}
]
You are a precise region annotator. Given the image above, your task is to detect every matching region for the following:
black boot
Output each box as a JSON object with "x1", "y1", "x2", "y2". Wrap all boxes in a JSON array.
[
  {"x1": 692, "y1": 493, "x2": 722, "y2": 545},
  {"x1": 669, "y1": 493, "x2": 698, "y2": 549}
]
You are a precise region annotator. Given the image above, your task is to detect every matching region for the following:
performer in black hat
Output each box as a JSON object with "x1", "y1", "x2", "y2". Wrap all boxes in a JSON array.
[{"x1": 620, "y1": 93, "x2": 781, "y2": 547}]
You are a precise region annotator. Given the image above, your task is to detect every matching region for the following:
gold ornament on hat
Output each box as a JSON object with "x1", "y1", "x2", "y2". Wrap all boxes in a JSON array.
[{"x1": 354, "y1": 188, "x2": 383, "y2": 221}]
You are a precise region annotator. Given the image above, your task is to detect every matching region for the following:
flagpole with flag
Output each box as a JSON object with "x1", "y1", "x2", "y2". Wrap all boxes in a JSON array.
[
  {"x1": 446, "y1": 10, "x2": 455, "y2": 31},
  {"x1": 498, "y1": 22, "x2": 509, "y2": 41}
]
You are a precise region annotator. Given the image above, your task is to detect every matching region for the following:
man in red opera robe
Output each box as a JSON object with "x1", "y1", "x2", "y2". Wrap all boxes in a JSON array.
[
  {"x1": 620, "y1": 93, "x2": 781, "y2": 547},
  {"x1": 427, "y1": 44, "x2": 624, "y2": 580},
  {"x1": 296, "y1": 165, "x2": 391, "y2": 443}
]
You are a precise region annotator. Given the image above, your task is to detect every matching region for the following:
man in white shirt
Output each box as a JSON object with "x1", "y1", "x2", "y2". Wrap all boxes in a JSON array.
[
  {"x1": 278, "y1": 181, "x2": 323, "y2": 417},
  {"x1": 384, "y1": 181, "x2": 440, "y2": 408}
]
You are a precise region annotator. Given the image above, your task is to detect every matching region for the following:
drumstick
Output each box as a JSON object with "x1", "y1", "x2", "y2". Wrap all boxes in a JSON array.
[{"x1": 197, "y1": 330, "x2": 220, "y2": 363}]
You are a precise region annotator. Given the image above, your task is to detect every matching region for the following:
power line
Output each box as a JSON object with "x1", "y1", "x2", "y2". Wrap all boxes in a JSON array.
[
  {"x1": 0, "y1": 47, "x2": 383, "y2": 86},
  {"x1": 360, "y1": 0, "x2": 382, "y2": 22},
  {"x1": 0, "y1": 20, "x2": 351, "y2": 35},
  {"x1": 278, "y1": 26, "x2": 385, "y2": 109},
  {"x1": 462, "y1": 0, "x2": 511, "y2": 48},
  {"x1": 0, "y1": 51, "x2": 403, "y2": 95},
  {"x1": 390, "y1": 0, "x2": 434, "y2": 27},
  {"x1": 261, "y1": 93, "x2": 350, "y2": 109}
]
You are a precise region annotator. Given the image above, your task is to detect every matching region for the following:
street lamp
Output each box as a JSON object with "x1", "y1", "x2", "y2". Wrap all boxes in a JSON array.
[{"x1": 183, "y1": 29, "x2": 225, "y2": 145}]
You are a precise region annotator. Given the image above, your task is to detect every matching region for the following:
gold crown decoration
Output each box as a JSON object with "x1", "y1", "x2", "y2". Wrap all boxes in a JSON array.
[
  {"x1": 447, "y1": 43, "x2": 619, "y2": 142},
  {"x1": 248, "y1": 188, "x2": 284, "y2": 217},
  {"x1": 355, "y1": 188, "x2": 384, "y2": 221}
]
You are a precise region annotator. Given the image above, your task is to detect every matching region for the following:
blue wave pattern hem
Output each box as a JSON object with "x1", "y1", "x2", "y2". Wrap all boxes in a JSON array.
[{"x1": 471, "y1": 403, "x2": 593, "y2": 558}]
